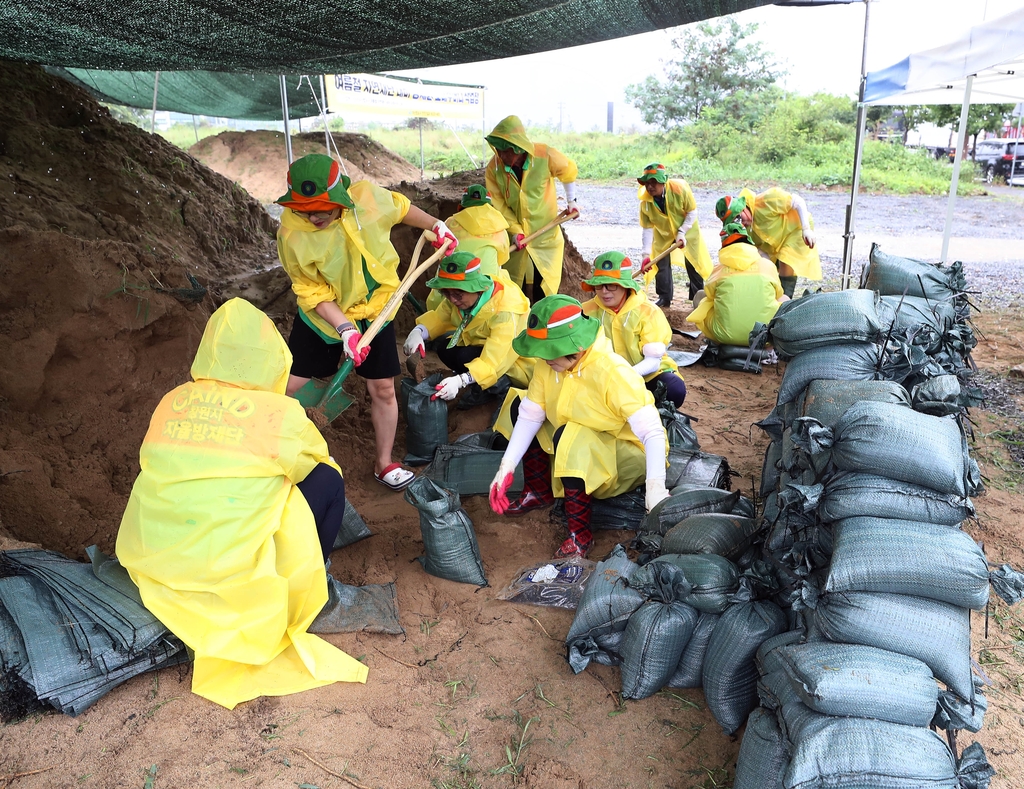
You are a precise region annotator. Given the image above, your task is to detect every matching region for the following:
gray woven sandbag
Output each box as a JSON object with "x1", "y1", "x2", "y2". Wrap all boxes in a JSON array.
[
  {"x1": 661, "y1": 513, "x2": 760, "y2": 561},
  {"x1": 827, "y1": 518, "x2": 989, "y2": 609},
  {"x1": 423, "y1": 434, "x2": 524, "y2": 496},
  {"x1": 659, "y1": 405, "x2": 700, "y2": 452},
  {"x1": 813, "y1": 591, "x2": 973, "y2": 701},
  {"x1": 876, "y1": 294, "x2": 957, "y2": 354},
  {"x1": 590, "y1": 488, "x2": 646, "y2": 531},
  {"x1": 565, "y1": 544, "x2": 644, "y2": 644},
  {"x1": 632, "y1": 554, "x2": 739, "y2": 614},
  {"x1": 734, "y1": 707, "x2": 788, "y2": 789},
  {"x1": 666, "y1": 611, "x2": 719, "y2": 688},
  {"x1": 567, "y1": 634, "x2": 622, "y2": 673},
  {"x1": 620, "y1": 600, "x2": 699, "y2": 699},
  {"x1": 777, "y1": 642, "x2": 937, "y2": 727},
  {"x1": 703, "y1": 600, "x2": 788, "y2": 735},
  {"x1": 800, "y1": 379, "x2": 911, "y2": 428},
  {"x1": 756, "y1": 629, "x2": 806, "y2": 676},
  {"x1": 934, "y1": 679, "x2": 988, "y2": 733},
  {"x1": 863, "y1": 242, "x2": 966, "y2": 302},
  {"x1": 638, "y1": 487, "x2": 739, "y2": 536},
  {"x1": 761, "y1": 440, "x2": 782, "y2": 497},
  {"x1": 767, "y1": 289, "x2": 881, "y2": 358},
  {"x1": 309, "y1": 578, "x2": 403, "y2": 635},
  {"x1": 400, "y1": 373, "x2": 449, "y2": 466},
  {"x1": 785, "y1": 717, "x2": 960, "y2": 789},
  {"x1": 818, "y1": 472, "x2": 974, "y2": 525},
  {"x1": 666, "y1": 449, "x2": 731, "y2": 489},
  {"x1": 732, "y1": 495, "x2": 756, "y2": 519},
  {"x1": 817, "y1": 401, "x2": 970, "y2": 497},
  {"x1": 333, "y1": 497, "x2": 373, "y2": 550},
  {"x1": 776, "y1": 343, "x2": 883, "y2": 406},
  {"x1": 404, "y1": 477, "x2": 487, "y2": 587},
  {"x1": 912, "y1": 375, "x2": 963, "y2": 416}
]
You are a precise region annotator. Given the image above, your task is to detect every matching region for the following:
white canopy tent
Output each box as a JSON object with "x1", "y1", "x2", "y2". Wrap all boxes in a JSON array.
[{"x1": 841, "y1": 5, "x2": 1024, "y2": 286}]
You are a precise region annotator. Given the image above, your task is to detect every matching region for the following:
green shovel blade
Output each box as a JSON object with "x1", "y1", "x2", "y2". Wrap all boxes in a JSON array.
[{"x1": 293, "y1": 358, "x2": 355, "y2": 422}]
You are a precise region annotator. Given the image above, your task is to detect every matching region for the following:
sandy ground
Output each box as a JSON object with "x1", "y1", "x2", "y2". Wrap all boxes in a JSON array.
[{"x1": 2, "y1": 61, "x2": 1024, "y2": 789}]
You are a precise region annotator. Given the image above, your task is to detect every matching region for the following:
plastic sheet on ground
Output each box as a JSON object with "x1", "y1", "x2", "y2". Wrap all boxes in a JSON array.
[{"x1": 496, "y1": 557, "x2": 595, "y2": 609}]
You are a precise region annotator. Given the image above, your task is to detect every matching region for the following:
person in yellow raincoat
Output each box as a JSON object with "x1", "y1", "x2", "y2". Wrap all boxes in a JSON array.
[
  {"x1": 687, "y1": 195, "x2": 788, "y2": 346},
  {"x1": 637, "y1": 163, "x2": 712, "y2": 307},
  {"x1": 424, "y1": 184, "x2": 510, "y2": 312},
  {"x1": 580, "y1": 251, "x2": 687, "y2": 409},
  {"x1": 485, "y1": 115, "x2": 578, "y2": 301},
  {"x1": 403, "y1": 251, "x2": 531, "y2": 409},
  {"x1": 487, "y1": 295, "x2": 671, "y2": 558},
  {"x1": 275, "y1": 153, "x2": 457, "y2": 492},
  {"x1": 116, "y1": 298, "x2": 368, "y2": 710},
  {"x1": 737, "y1": 186, "x2": 821, "y2": 298}
]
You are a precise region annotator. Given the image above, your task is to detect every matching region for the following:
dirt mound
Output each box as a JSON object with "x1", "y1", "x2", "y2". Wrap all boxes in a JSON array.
[{"x1": 190, "y1": 130, "x2": 422, "y2": 203}]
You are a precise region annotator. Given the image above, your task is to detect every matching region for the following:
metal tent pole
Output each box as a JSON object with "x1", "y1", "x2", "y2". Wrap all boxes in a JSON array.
[
  {"x1": 320, "y1": 75, "x2": 331, "y2": 153},
  {"x1": 419, "y1": 120, "x2": 425, "y2": 180},
  {"x1": 941, "y1": 74, "x2": 974, "y2": 263},
  {"x1": 192, "y1": 114, "x2": 200, "y2": 144},
  {"x1": 1012, "y1": 106, "x2": 1023, "y2": 186},
  {"x1": 150, "y1": 71, "x2": 161, "y2": 134},
  {"x1": 280, "y1": 75, "x2": 294, "y2": 164},
  {"x1": 840, "y1": 0, "x2": 871, "y2": 290}
]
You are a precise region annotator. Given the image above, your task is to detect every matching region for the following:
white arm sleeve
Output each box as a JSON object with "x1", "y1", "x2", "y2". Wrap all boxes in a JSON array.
[
  {"x1": 641, "y1": 227, "x2": 654, "y2": 256},
  {"x1": 631, "y1": 342, "x2": 666, "y2": 378},
  {"x1": 679, "y1": 208, "x2": 696, "y2": 236},
  {"x1": 627, "y1": 404, "x2": 667, "y2": 485},
  {"x1": 415, "y1": 324, "x2": 430, "y2": 341},
  {"x1": 563, "y1": 181, "x2": 577, "y2": 203},
  {"x1": 792, "y1": 194, "x2": 811, "y2": 231},
  {"x1": 501, "y1": 397, "x2": 545, "y2": 470}
]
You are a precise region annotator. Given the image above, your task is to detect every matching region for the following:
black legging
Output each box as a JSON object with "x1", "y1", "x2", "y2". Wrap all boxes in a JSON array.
[
  {"x1": 436, "y1": 344, "x2": 482, "y2": 375},
  {"x1": 296, "y1": 462, "x2": 346, "y2": 561}
]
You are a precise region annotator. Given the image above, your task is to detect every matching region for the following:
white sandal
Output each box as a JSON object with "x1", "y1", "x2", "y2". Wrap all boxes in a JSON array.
[{"x1": 374, "y1": 463, "x2": 415, "y2": 491}]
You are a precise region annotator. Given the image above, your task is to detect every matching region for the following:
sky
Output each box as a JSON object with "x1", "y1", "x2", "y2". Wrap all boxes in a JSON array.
[{"x1": 378, "y1": 0, "x2": 1024, "y2": 135}]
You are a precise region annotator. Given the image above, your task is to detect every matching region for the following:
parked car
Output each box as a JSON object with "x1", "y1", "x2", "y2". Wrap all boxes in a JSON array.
[{"x1": 973, "y1": 138, "x2": 1024, "y2": 183}]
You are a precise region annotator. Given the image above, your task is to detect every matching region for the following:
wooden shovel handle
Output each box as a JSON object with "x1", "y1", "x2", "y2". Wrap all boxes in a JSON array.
[
  {"x1": 356, "y1": 232, "x2": 452, "y2": 350},
  {"x1": 519, "y1": 210, "x2": 578, "y2": 249},
  {"x1": 640, "y1": 242, "x2": 678, "y2": 274}
]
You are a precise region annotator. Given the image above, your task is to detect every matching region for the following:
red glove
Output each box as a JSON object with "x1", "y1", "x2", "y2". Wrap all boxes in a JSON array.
[
  {"x1": 341, "y1": 329, "x2": 370, "y2": 367},
  {"x1": 640, "y1": 256, "x2": 653, "y2": 274},
  {"x1": 431, "y1": 220, "x2": 459, "y2": 256},
  {"x1": 513, "y1": 233, "x2": 526, "y2": 251},
  {"x1": 489, "y1": 469, "x2": 515, "y2": 514}
]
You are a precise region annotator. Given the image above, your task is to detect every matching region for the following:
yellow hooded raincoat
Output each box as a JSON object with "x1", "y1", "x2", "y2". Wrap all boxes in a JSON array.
[
  {"x1": 740, "y1": 187, "x2": 822, "y2": 280},
  {"x1": 485, "y1": 116, "x2": 577, "y2": 297},
  {"x1": 582, "y1": 290, "x2": 681, "y2": 382},
  {"x1": 277, "y1": 180, "x2": 411, "y2": 339},
  {"x1": 426, "y1": 202, "x2": 511, "y2": 311},
  {"x1": 417, "y1": 277, "x2": 532, "y2": 388},
  {"x1": 494, "y1": 335, "x2": 654, "y2": 499},
  {"x1": 116, "y1": 299, "x2": 368, "y2": 709},
  {"x1": 687, "y1": 242, "x2": 785, "y2": 346},
  {"x1": 638, "y1": 178, "x2": 713, "y2": 282}
]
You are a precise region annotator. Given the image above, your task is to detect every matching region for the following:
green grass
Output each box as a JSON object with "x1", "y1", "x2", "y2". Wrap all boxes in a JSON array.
[{"x1": 156, "y1": 123, "x2": 225, "y2": 149}]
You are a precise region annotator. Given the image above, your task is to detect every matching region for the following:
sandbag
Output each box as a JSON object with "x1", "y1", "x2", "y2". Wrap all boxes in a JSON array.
[
  {"x1": 620, "y1": 600, "x2": 699, "y2": 700},
  {"x1": 638, "y1": 487, "x2": 740, "y2": 536},
  {"x1": 785, "y1": 717, "x2": 960, "y2": 789},
  {"x1": 876, "y1": 294, "x2": 957, "y2": 354},
  {"x1": 817, "y1": 472, "x2": 973, "y2": 525},
  {"x1": 777, "y1": 642, "x2": 938, "y2": 727},
  {"x1": 755, "y1": 629, "x2": 806, "y2": 676},
  {"x1": 799, "y1": 378, "x2": 911, "y2": 428},
  {"x1": 404, "y1": 477, "x2": 487, "y2": 587},
  {"x1": 827, "y1": 517, "x2": 989, "y2": 609},
  {"x1": 761, "y1": 440, "x2": 782, "y2": 498},
  {"x1": 776, "y1": 343, "x2": 884, "y2": 406},
  {"x1": 703, "y1": 342, "x2": 768, "y2": 374},
  {"x1": 813, "y1": 591, "x2": 973, "y2": 701},
  {"x1": 734, "y1": 707, "x2": 788, "y2": 789},
  {"x1": 912, "y1": 375, "x2": 965, "y2": 416},
  {"x1": 309, "y1": 578, "x2": 403, "y2": 635},
  {"x1": 767, "y1": 289, "x2": 881, "y2": 358},
  {"x1": 702, "y1": 600, "x2": 788, "y2": 735},
  {"x1": 661, "y1": 513, "x2": 760, "y2": 560},
  {"x1": 332, "y1": 497, "x2": 373, "y2": 551},
  {"x1": 666, "y1": 449, "x2": 731, "y2": 489},
  {"x1": 631, "y1": 554, "x2": 739, "y2": 614},
  {"x1": 400, "y1": 373, "x2": 449, "y2": 465},
  {"x1": 590, "y1": 488, "x2": 646, "y2": 531},
  {"x1": 567, "y1": 634, "x2": 622, "y2": 672},
  {"x1": 423, "y1": 432, "x2": 524, "y2": 496},
  {"x1": 863, "y1": 243, "x2": 966, "y2": 303},
  {"x1": 666, "y1": 611, "x2": 719, "y2": 688},
  {"x1": 565, "y1": 544, "x2": 644, "y2": 647}
]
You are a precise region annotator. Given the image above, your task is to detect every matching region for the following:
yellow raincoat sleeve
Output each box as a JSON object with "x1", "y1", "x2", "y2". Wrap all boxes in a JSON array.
[
  {"x1": 485, "y1": 163, "x2": 524, "y2": 237},
  {"x1": 547, "y1": 146, "x2": 578, "y2": 184},
  {"x1": 464, "y1": 311, "x2": 522, "y2": 390},
  {"x1": 276, "y1": 228, "x2": 339, "y2": 314},
  {"x1": 416, "y1": 300, "x2": 458, "y2": 340}
]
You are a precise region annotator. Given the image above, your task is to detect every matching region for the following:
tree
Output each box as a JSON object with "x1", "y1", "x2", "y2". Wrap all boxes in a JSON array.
[
  {"x1": 625, "y1": 18, "x2": 783, "y2": 131},
  {"x1": 928, "y1": 103, "x2": 1015, "y2": 158}
]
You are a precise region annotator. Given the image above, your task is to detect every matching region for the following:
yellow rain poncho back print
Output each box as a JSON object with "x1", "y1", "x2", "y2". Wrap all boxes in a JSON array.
[
  {"x1": 116, "y1": 298, "x2": 368, "y2": 709},
  {"x1": 485, "y1": 116, "x2": 577, "y2": 296}
]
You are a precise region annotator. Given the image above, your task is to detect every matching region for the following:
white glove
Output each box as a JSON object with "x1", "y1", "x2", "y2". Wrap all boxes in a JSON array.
[
  {"x1": 404, "y1": 325, "x2": 429, "y2": 357},
  {"x1": 675, "y1": 227, "x2": 687, "y2": 247},
  {"x1": 432, "y1": 372, "x2": 472, "y2": 401},
  {"x1": 803, "y1": 229, "x2": 816, "y2": 249},
  {"x1": 431, "y1": 220, "x2": 459, "y2": 255},
  {"x1": 645, "y1": 479, "x2": 670, "y2": 512},
  {"x1": 565, "y1": 199, "x2": 579, "y2": 216}
]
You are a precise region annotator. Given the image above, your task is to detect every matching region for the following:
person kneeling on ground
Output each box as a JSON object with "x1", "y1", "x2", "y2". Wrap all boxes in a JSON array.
[
  {"x1": 736, "y1": 186, "x2": 821, "y2": 298},
  {"x1": 276, "y1": 153, "x2": 457, "y2": 492},
  {"x1": 116, "y1": 298, "x2": 367, "y2": 710},
  {"x1": 488, "y1": 295, "x2": 672, "y2": 559},
  {"x1": 580, "y1": 250, "x2": 687, "y2": 409},
  {"x1": 687, "y1": 195, "x2": 788, "y2": 347},
  {"x1": 404, "y1": 251, "x2": 532, "y2": 409}
]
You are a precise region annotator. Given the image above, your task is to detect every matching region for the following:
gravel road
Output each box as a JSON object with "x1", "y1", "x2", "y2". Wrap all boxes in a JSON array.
[{"x1": 569, "y1": 184, "x2": 1024, "y2": 308}]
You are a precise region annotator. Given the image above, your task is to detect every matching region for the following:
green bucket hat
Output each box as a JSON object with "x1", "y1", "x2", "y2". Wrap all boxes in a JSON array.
[
  {"x1": 512, "y1": 295, "x2": 600, "y2": 361},
  {"x1": 715, "y1": 194, "x2": 747, "y2": 225},
  {"x1": 581, "y1": 251, "x2": 642, "y2": 293},
  {"x1": 425, "y1": 251, "x2": 491, "y2": 293},
  {"x1": 275, "y1": 153, "x2": 354, "y2": 211},
  {"x1": 460, "y1": 184, "x2": 492, "y2": 208},
  {"x1": 637, "y1": 162, "x2": 668, "y2": 184}
]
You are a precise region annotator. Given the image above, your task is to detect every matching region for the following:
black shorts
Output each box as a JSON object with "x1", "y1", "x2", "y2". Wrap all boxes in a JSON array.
[{"x1": 287, "y1": 313, "x2": 401, "y2": 380}]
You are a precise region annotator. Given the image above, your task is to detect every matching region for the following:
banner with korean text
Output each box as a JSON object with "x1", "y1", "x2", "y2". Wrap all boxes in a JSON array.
[{"x1": 325, "y1": 73, "x2": 484, "y2": 120}]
